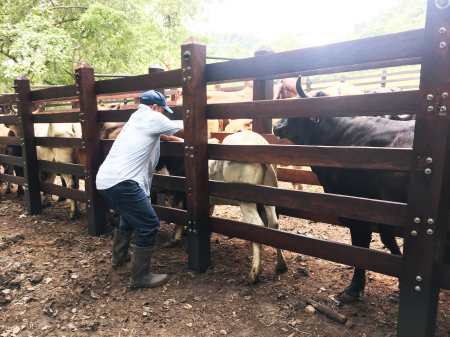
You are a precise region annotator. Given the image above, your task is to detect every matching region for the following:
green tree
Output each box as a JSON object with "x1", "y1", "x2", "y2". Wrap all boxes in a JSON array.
[{"x1": 0, "y1": 0, "x2": 212, "y2": 93}]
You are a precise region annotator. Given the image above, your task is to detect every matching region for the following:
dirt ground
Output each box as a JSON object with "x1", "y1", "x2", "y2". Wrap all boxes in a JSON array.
[{"x1": 1, "y1": 182, "x2": 450, "y2": 337}]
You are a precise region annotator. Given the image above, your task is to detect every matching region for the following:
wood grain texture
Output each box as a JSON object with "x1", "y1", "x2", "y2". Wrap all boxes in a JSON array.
[
  {"x1": 277, "y1": 168, "x2": 321, "y2": 185},
  {"x1": 0, "y1": 154, "x2": 24, "y2": 166},
  {"x1": 37, "y1": 160, "x2": 86, "y2": 176},
  {"x1": 33, "y1": 111, "x2": 80, "y2": 124},
  {"x1": 75, "y1": 62, "x2": 107, "y2": 236},
  {"x1": 29, "y1": 85, "x2": 78, "y2": 102},
  {"x1": 206, "y1": 90, "x2": 419, "y2": 120},
  {"x1": 209, "y1": 180, "x2": 407, "y2": 227},
  {"x1": 40, "y1": 181, "x2": 88, "y2": 202},
  {"x1": 0, "y1": 173, "x2": 24, "y2": 186},
  {"x1": 35, "y1": 137, "x2": 84, "y2": 148},
  {"x1": 95, "y1": 69, "x2": 182, "y2": 96},
  {"x1": 209, "y1": 217, "x2": 402, "y2": 277},
  {"x1": 153, "y1": 205, "x2": 188, "y2": 227},
  {"x1": 97, "y1": 107, "x2": 183, "y2": 123},
  {"x1": 208, "y1": 144, "x2": 412, "y2": 170},
  {"x1": 0, "y1": 115, "x2": 19, "y2": 125},
  {"x1": 0, "y1": 136, "x2": 21, "y2": 146},
  {"x1": 206, "y1": 29, "x2": 424, "y2": 83}
]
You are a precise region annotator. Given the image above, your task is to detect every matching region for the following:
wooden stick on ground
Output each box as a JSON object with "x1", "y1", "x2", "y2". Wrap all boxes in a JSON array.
[{"x1": 306, "y1": 298, "x2": 347, "y2": 324}]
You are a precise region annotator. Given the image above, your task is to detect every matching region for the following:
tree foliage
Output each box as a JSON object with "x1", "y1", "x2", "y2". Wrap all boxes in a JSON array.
[{"x1": 0, "y1": 0, "x2": 212, "y2": 92}]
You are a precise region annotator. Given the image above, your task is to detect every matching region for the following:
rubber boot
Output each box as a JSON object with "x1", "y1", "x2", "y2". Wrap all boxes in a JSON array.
[
  {"x1": 130, "y1": 245, "x2": 169, "y2": 288},
  {"x1": 111, "y1": 229, "x2": 133, "y2": 266}
]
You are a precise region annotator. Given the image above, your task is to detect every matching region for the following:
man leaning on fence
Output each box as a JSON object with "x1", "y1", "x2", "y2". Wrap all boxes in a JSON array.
[{"x1": 96, "y1": 90, "x2": 184, "y2": 288}]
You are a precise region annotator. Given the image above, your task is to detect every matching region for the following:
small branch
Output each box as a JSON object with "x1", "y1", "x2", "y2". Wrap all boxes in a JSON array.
[{"x1": 48, "y1": 6, "x2": 88, "y2": 10}]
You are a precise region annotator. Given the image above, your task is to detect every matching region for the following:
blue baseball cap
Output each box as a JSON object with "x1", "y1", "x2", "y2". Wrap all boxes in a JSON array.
[{"x1": 139, "y1": 90, "x2": 174, "y2": 113}]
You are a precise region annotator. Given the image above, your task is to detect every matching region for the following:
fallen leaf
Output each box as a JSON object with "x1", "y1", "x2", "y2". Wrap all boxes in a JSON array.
[
  {"x1": 183, "y1": 304, "x2": 192, "y2": 309},
  {"x1": 45, "y1": 277, "x2": 52, "y2": 284},
  {"x1": 71, "y1": 274, "x2": 78, "y2": 279},
  {"x1": 186, "y1": 323, "x2": 193, "y2": 327},
  {"x1": 288, "y1": 333, "x2": 295, "y2": 337}
]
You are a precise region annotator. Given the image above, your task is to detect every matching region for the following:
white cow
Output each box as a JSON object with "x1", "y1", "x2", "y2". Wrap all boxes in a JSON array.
[
  {"x1": 165, "y1": 131, "x2": 287, "y2": 283},
  {"x1": 8, "y1": 103, "x2": 82, "y2": 219}
]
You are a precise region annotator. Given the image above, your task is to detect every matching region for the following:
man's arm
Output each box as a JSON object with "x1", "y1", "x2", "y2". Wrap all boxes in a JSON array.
[{"x1": 160, "y1": 128, "x2": 184, "y2": 142}]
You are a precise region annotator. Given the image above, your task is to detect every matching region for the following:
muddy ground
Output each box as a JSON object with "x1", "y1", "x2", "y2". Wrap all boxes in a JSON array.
[{"x1": 1, "y1": 183, "x2": 450, "y2": 337}]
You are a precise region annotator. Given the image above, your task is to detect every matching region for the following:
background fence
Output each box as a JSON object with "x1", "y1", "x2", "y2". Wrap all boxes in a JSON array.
[{"x1": 0, "y1": 1, "x2": 449, "y2": 335}]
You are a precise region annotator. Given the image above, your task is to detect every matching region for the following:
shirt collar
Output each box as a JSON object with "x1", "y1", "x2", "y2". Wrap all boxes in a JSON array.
[{"x1": 138, "y1": 104, "x2": 152, "y2": 111}]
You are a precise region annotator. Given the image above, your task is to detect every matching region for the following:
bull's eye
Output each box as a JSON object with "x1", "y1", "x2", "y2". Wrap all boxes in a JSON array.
[{"x1": 286, "y1": 88, "x2": 291, "y2": 92}]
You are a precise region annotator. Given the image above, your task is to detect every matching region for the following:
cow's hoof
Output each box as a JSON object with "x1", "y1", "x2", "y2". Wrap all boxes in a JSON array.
[
  {"x1": 69, "y1": 212, "x2": 79, "y2": 220},
  {"x1": 276, "y1": 263, "x2": 288, "y2": 273},
  {"x1": 163, "y1": 240, "x2": 182, "y2": 248},
  {"x1": 58, "y1": 196, "x2": 67, "y2": 202},
  {"x1": 182, "y1": 226, "x2": 188, "y2": 236},
  {"x1": 338, "y1": 290, "x2": 360, "y2": 304},
  {"x1": 244, "y1": 273, "x2": 259, "y2": 284}
]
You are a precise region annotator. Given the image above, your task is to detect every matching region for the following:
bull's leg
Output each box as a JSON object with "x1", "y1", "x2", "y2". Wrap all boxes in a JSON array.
[
  {"x1": 264, "y1": 205, "x2": 287, "y2": 273},
  {"x1": 60, "y1": 173, "x2": 79, "y2": 220},
  {"x1": 58, "y1": 177, "x2": 67, "y2": 201},
  {"x1": 339, "y1": 223, "x2": 372, "y2": 304},
  {"x1": 379, "y1": 226, "x2": 401, "y2": 255},
  {"x1": 41, "y1": 171, "x2": 56, "y2": 208},
  {"x1": 4, "y1": 165, "x2": 11, "y2": 194},
  {"x1": 15, "y1": 166, "x2": 24, "y2": 196},
  {"x1": 239, "y1": 201, "x2": 265, "y2": 284}
]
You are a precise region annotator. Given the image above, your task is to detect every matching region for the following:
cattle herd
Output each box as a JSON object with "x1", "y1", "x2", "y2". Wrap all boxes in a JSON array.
[{"x1": 2, "y1": 76, "x2": 416, "y2": 303}]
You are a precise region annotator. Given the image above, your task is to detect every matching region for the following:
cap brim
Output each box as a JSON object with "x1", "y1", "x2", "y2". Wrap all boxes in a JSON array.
[{"x1": 164, "y1": 105, "x2": 174, "y2": 114}]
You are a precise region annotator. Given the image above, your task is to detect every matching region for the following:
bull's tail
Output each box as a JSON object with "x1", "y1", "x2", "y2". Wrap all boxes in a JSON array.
[{"x1": 263, "y1": 163, "x2": 278, "y2": 188}]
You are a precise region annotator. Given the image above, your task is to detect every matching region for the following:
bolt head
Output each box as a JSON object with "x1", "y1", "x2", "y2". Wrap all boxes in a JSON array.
[
  {"x1": 188, "y1": 221, "x2": 191, "y2": 224},
  {"x1": 428, "y1": 106, "x2": 434, "y2": 112},
  {"x1": 425, "y1": 168, "x2": 432, "y2": 174},
  {"x1": 188, "y1": 76, "x2": 192, "y2": 81},
  {"x1": 415, "y1": 286, "x2": 421, "y2": 292},
  {"x1": 440, "y1": 42, "x2": 447, "y2": 49},
  {"x1": 414, "y1": 217, "x2": 420, "y2": 223},
  {"x1": 182, "y1": 68, "x2": 185, "y2": 72},
  {"x1": 427, "y1": 229, "x2": 434, "y2": 235},
  {"x1": 440, "y1": 27, "x2": 447, "y2": 34},
  {"x1": 183, "y1": 51, "x2": 191, "y2": 60},
  {"x1": 190, "y1": 155, "x2": 193, "y2": 158},
  {"x1": 183, "y1": 78, "x2": 186, "y2": 83},
  {"x1": 428, "y1": 218, "x2": 434, "y2": 224},
  {"x1": 443, "y1": 92, "x2": 449, "y2": 98},
  {"x1": 426, "y1": 157, "x2": 433, "y2": 163},
  {"x1": 411, "y1": 230, "x2": 418, "y2": 236},
  {"x1": 427, "y1": 94, "x2": 434, "y2": 100},
  {"x1": 441, "y1": 106, "x2": 447, "y2": 112},
  {"x1": 187, "y1": 67, "x2": 191, "y2": 71},
  {"x1": 185, "y1": 153, "x2": 188, "y2": 156},
  {"x1": 416, "y1": 276, "x2": 422, "y2": 282},
  {"x1": 186, "y1": 110, "x2": 189, "y2": 113},
  {"x1": 190, "y1": 146, "x2": 193, "y2": 150}
]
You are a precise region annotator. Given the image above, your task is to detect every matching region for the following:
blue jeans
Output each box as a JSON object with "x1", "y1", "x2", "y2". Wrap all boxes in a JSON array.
[{"x1": 99, "y1": 180, "x2": 160, "y2": 247}]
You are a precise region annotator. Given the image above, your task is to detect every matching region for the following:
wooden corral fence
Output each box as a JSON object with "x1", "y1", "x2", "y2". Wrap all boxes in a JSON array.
[{"x1": 1, "y1": 1, "x2": 450, "y2": 335}]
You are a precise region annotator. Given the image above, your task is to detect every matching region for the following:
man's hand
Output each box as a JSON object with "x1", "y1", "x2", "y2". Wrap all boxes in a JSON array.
[{"x1": 161, "y1": 135, "x2": 184, "y2": 142}]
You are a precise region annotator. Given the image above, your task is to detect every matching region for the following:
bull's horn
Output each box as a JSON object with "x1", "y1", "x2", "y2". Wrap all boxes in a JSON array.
[
  {"x1": 9, "y1": 101, "x2": 18, "y2": 114},
  {"x1": 296, "y1": 76, "x2": 309, "y2": 98}
]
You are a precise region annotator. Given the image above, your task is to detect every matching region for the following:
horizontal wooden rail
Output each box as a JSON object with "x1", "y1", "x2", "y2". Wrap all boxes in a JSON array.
[
  {"x1": 33, "y1": 112, "x2": 80, "y2": 124},
  {"x1": 278, "y1": 206, "x2": 340, "y2": 225},
  {"x1": 254, "y1": 57, "x2": 422, "y2": 82},
  {"x1": 206, "y1": 29, "x2": 424, "y2": 83},
  {"x1": 208, "y1": 144, "x2": 412, "y2": 170},
  {"x1": 209, "y1": 180, "x2": 407, "y2": 227},
  {"x1": 209, "y1": 217, "x2": 402, "y2": 277},
  {"x1": 97, "y1": 106, "x2": 183, "y2": 123},
  {"x1": 309, "y1": 70, "x2": 420, "y2": 85},
  {"x1": 35, "y1": 137, "x2": 84, "y2": 148},
  {"x1": 0, "y1": 173, "x2": 24, "y2": 185},
  {"x1": 0, "y1": 115, "x2": 20, "y2": 125},
  {"x1": 153, "y1": 205, "x2": 188, "y2": 226},
  {"x1": 40, "y1": 181, "x2": 88, "y2": 202},
  {"x1": 209, "y1": 132, "x2": 293, "y2": 145},
  {"x1": 206, "y1": 90, "x2": 419, "y2": 119},
  {"x1": 152, "y1": 174, "x2": 186, "y2": 192},
  {"x1": 0, "y1": 94, "x2": 17, "y2": 105},
  {"x1": 30, "y1": 85, "x2": 78, "y2": 103},
  {"x1": 100, "y1": 139, "x2": 184, "y2": 156},
  {"x1": 0, "y1": 154, "x2": 23, "y2": 166},
  {"x1": 37, "y1": 160, "x2": 86, "y2": 176},
  {"x1": 277, "y1": 168, "x2": 321, "y2": 185},
  {"x1": 95, "y1": 69, "x2": 182, "y2": 96},
  {"x1": 0, "y1": 136, "x2": 21, "y2": 146}
]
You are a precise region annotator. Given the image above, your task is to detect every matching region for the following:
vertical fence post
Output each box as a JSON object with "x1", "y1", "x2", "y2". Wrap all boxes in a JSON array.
[
  {"x1": 13, "y1": 76, "x2": 41, "y2": 215},
  {"x1": 306, "y1": 78, "x2": 312, "y2": 92},
  {"x1": 181, "y1": 37, "x2": 211, "y2": 273},
  {"x1": 381, "y1": 69, "x2": 387, "y2": 88},
  {"x1": 397, "y1": 1, "x2": 450, "y2": 336},
  {"x1": 75, "y1": 63, "x2": 107, "y2": 236},
  {"x1": 253, "y1": 46, "x2": 274, "y2": 134}
]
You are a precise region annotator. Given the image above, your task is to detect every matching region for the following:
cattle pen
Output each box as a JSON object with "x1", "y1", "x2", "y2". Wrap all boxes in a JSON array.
[{"x1": 1, "y1": 1, "x2": 450, "y2": 336}]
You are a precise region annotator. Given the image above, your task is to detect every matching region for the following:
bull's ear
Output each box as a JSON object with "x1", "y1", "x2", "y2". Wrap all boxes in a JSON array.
[{"x1": 309, "y1": 117, "x2": 320, "y2": 123}]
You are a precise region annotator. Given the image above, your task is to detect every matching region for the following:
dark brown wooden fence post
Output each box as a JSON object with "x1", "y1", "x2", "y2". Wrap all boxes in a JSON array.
[
  {"x1": 13, "y1": 76, "x2": 41, "y2": 214},
  {"x1": 75, "y1": 63, "x2": 107, "y2": 236},
  {"x1": 398, "y1": 1, "x2": 450, "y2": 335},
  {"x1": 381, "y1": 69, "x2": 387, "y2": 88},
  {"x1": 181, "y1": 37, "x2": 211, "y2": 273},
  {"x1": 253, "y1": 46, "x2": 274, "y2": 134}
]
